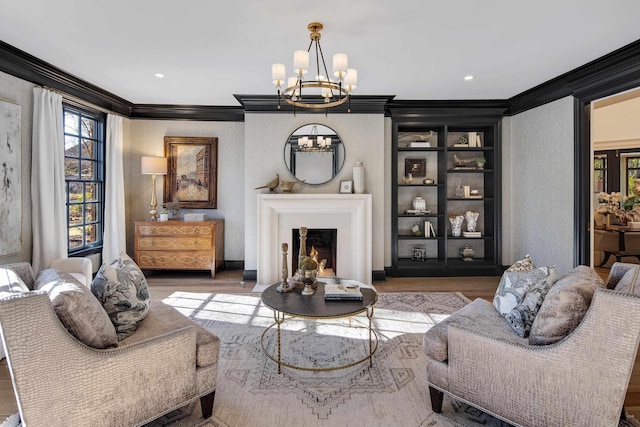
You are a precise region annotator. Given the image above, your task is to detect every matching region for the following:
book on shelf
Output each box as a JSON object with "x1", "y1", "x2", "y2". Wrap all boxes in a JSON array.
[
  {"x1": 425, "y1": 220, "x2": 436, "y2": 237},
  {"x1": 463, "y1": 231, "x2": 481, "y2": 238},
  {"x1": 324, "y1": 284, "x2": 363, "y2": 301},
  {"x1": 410, "y1": 141, "x2": 431, "y2": 148},
  {"x1": 468, "y1": 132, "x2": 477, "y2": 148},
  {"x1": 453, "y1": 144, "x2": 469, "y2": 148}
]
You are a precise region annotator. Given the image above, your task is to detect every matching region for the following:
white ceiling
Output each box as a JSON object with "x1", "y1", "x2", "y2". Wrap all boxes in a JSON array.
[{"x1": 1, "y1": 0, "x2": 640, "y2": 106}]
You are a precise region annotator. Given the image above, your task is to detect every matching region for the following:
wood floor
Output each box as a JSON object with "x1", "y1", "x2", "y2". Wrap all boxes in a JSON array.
[{"x1": 1, "y1": 269, "x2": 639, "y2": 421}]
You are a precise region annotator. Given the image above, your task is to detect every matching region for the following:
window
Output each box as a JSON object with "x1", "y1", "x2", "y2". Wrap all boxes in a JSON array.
[
  {"x1": 627, "y1": 156, "x2": 640, "y2": 196},
  {"x1": 594, "y1": 155, "x2": 607, "y2": 194},
  {"x1": 63, "y1": 105, "x2": 105, "y2": 254}
]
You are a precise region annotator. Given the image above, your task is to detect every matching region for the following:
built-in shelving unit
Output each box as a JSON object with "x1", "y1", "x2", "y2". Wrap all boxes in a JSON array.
[{"x1": 389, "y1": 106, "x2": 503, "y2": 276}]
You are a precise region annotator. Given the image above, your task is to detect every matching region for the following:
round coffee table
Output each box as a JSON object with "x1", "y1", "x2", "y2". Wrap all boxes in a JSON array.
[{"x1": 261, "y1": 281, "x2": 378, "y2": 373}]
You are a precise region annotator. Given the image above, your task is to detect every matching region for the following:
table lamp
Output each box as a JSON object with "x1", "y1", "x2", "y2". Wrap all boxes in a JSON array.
[{"x1": 141, "y1": 156, "x2": 167, "y2": 221}]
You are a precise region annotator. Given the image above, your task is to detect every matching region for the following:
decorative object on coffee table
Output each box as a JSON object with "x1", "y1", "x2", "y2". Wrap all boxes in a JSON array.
[
  {"x1": 277, "y1": 243, "x2": 292, "y2": 293},
  {"x1": 299, "y1": 256, "x2": 318, "y2": 295}
]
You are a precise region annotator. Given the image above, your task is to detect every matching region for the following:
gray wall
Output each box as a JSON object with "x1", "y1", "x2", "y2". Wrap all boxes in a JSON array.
[
  {"x1": 0, "y1": 70, "x2": 35, "y2": 265},
  {"x1": 502, "y1": 96, "x2": 575, "y2": 274},
  {"x1": 243, "y1": 113, "x2": 386, "y2": 272},
  {"x1": 126, "y1": 120, "x2": 245, "y2": 261}
]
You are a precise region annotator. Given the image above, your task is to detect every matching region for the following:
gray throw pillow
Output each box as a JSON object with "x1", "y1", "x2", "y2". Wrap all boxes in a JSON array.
[
  {"x1": 613, "y1": 266, "x2": 640, "y2": 296},
  {"x1": 0, "y1": 267, "x2": 29, "y2": 299},
  {"x1": 529, "y1": 266, "x2": 605, "y2": 346},
  {"x1": 35, "y1": 269, "x2": 118, "y2": 349},
  {"x1": 493, "y1": 266, "x2": 554, "y2": 315},
  {"x1": 91, "y1": 253, "x2": 150, "y2": 340}
]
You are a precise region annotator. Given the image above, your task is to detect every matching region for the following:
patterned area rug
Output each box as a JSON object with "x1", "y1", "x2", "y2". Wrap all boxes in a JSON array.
[{"x1": 160, "y1": 291, "x2": 640, "y2": 427}]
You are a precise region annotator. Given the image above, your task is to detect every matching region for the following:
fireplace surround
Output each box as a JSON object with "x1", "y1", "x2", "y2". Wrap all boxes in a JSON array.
[{"x1": 256, "y1": 194, "x2": 372, "y2": 288}]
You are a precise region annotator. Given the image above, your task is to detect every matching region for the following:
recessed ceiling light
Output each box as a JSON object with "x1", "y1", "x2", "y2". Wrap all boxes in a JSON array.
[
  {"x1": 155, "y1": 73, "x2": 165, "y2": 78},
  {"x1": 464, "y1": 75, "x2": 474, "y2": 81}
]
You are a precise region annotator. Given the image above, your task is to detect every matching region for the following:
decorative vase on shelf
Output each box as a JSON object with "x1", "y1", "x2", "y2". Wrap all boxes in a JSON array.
[
  {"x1": 449, "y1": 215, "x2": 464, "y2": 237},
  {"x1": 413, "y1": 196, "x2": 426, "y2": 211},
  {"x1": 465, "y1": 211, "x2": 479, "y2": 232},
  {"x1": 353, "y1": 161, "x2": 365, "y2": 194}
]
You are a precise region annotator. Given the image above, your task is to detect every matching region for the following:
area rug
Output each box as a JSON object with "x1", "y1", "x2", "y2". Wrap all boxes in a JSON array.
[{"x1": 160, "y1": 291, "x2": 640, "y2": 427}]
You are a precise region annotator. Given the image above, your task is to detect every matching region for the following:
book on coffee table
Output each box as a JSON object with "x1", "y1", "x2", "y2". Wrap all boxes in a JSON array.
[{"x1": 324, "y1": 284, "x2": 363, "y2": 301}]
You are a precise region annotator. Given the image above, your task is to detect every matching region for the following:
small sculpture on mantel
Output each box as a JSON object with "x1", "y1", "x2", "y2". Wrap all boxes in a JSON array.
[
  {"x1": 280, "y1": 180, "x2": 301, "y2": 193},
  {"x1": 254, "y1": 174, "x2": 280, "y2": 192}
]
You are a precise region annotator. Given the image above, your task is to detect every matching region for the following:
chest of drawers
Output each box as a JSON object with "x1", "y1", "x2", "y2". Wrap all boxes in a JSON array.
[{"x1": 134, "y1": 220, "x2": 224, "y2": 277}]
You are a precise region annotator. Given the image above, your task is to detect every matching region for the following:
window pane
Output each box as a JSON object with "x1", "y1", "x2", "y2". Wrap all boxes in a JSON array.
[
  {"x1": 85, "y1": 203, "x2": 96, "y2": 223},
  {"x1": 68, "y1": 182, "x2": 84, "y2": 203},
  {"x1": 69, "y1": 204, "x2": 83, "y2": 226},
  {"x1": 81, "y1": 117, "x2": 95, "y2": 138},
  {"x1": 64, "y1": 112, "x2": 79, "y2": 135},
  {"x1": 81, "y1": 139, "x2": 96, "y2": 159},
  {"x1": 80, "y1": 160, "x2": 95, "y2": 180},
  {"x1": 65, "y1": 159, "x2": 79, "y2": 179},
  {"x1": 69, "y1": 227, "x2": 83, "y2": 249},
  {"x1": 85, "y1": 225, "x2": 97, "y2": 245},
  {"x1": 629, "y1": 158, "x2": 640, "y2": 169},
  {"x1": 85, "y1": 183, "x2": 98, "y2": 202},
  {"x1": 65, "y1": 135, "x2": 80, "y2": 157}
]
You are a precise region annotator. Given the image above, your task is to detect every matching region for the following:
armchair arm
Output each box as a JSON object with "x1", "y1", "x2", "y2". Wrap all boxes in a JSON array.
[
  {"x1": 446, "y1": 289, "x2": 640, "y2": 427},
  {"x1": 50, "y1": 257, "x2": 93, "y2": 286},
  {"x1": 0, "y1": 292, "x2": 197, "y2": 427}
]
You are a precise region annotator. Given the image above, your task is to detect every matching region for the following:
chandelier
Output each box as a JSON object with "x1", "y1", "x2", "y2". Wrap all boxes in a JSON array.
[
  {"x1": 271, "y1": 22, "x2": 357, "y2": 112},
  {"x1": 295, "y1": 124, "x2": 332, "y2": 151}
]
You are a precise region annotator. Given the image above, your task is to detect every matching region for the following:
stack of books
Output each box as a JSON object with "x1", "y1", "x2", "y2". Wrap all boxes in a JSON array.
[
  {"x1": 324, "y1": 284, "x2": 363, "y2": 301},
  {"x1": 410, "y1": 141, "x2": 431, "y2": 148},
  {"x1": 463, "y1": 231, "x2": 481, "y2": 238}
]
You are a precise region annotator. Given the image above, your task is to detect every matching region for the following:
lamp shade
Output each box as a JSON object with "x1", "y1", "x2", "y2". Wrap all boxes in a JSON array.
[
  {"x1": 272, "y1": 63, "x2": 286, "y2": 85},
  {"x1": 293, "y1": 50, "x2": 309, "y2": 75},
  {"x1": 333, "y1": 53, "x2": 348, "y2": 78},
  {"x1": 344, "y1": 68, "x2": 358, "y2": 91},
  {"x1": 141, "y1": 156, "x2": 167, "y2": 175}
]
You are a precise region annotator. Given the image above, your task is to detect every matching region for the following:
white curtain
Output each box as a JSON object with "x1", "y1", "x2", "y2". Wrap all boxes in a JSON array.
[
  {"x1": 31, "y1": 87, "x2": 67, "y2": 273},
  {"x1": 102, "y1": 114, "x2": 126, "y2": 265}
]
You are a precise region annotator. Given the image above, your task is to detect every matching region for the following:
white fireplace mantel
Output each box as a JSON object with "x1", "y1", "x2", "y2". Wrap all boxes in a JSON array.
[{"x1": 256, "y1": 193, "x2": 372, "y2": 288}]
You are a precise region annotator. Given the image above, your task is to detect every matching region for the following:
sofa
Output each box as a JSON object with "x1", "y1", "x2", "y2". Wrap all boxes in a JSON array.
[
  {"x1": 0, "y1": 260, "x2": 220, "y2": 426},
  {"x1": 423, "y1": 262, "x2": 640, "y2": 427}
]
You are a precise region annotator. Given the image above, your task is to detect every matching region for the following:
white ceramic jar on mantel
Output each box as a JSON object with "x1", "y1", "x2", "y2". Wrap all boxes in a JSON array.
[{"x1": 353, "y1": 161, "x2": 365, "y2": 194}]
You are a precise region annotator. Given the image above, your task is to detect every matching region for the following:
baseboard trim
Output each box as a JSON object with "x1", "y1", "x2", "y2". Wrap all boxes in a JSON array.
[
  {"x1": 243, "y1": 270, "x2": 257, "y2": 281},
  {"x1": 224, "y1": 260, "x2": 244, "y2": 270},
  {"x1": 372, "y1": 270, "x2": 387, "y2": 282}
]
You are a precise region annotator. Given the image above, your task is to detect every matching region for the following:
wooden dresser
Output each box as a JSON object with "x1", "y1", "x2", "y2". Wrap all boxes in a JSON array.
[{"x1": 134, "y1": 220, "x2": 224, "y2": 277}]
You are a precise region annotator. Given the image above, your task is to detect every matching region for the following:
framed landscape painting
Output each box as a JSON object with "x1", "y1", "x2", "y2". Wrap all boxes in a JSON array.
[{"x1": 163, "y1": 136, "x2": 218, "y2": 209}]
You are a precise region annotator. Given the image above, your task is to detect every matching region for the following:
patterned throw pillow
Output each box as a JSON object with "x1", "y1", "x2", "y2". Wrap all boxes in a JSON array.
[
  {"x1": 493, "y1": 266, "x2": 554, "y2": 315},
  {"x1": 505, "y1": 254, "x2": 536, "y2": 272},
  {"x1": 91, "y1": 253, "x2": 150, "y2": 340},
  {"x1": 35, "y1": 269, "x2": 118, "y2": 349},
  {"x1": 0, "y1": 267, "x2": 29, "y2": 299},
  {"x1": 503, "y1": 272, "x2": 555, "y2": 338}
]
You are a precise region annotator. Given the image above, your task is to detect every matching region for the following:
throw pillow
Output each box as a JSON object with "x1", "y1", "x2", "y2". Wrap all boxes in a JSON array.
[
  {"x1": 505, "y1": 254, "x2": 536, "y2": 272},
  {"x1": 0, "y1": 267, "x2": 29, "y2": 299},
  {"x1": 613, "y1": 266, "x2": 640, "y2": 296},
  {"x1": 529, "y1": 265, "x2": 605, "y2": 346},
  {"x1": 35, "y1": 269, "x2": 118, "y2": 349},
  {"x1": 91, "y1": 253, "x2": 150, "y2": 340},
  {"x1": 493, "y1": 266, "x2": 554, "y2": 315},
  {"x1": 503, "y1": 271, "x2": 555, "y2": 338}
]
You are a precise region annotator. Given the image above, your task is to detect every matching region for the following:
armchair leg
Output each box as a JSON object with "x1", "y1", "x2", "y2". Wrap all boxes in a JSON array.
[
  {"x1": 429, "y1": 386, "x2": 443, "y2": 413},
  {"x1": 200, "y1": 390, "x2": 215, "y2": 418}
]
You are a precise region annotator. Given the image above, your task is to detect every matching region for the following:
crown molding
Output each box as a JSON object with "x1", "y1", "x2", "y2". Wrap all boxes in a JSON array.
[
  {"x1": 0, "y1": 40, "x2": 133, "y2": 116},
  {"x1": 387, "y1": 99, "x2": 510, "y2": 119},
  {"x1": 234, "y1": 94, "x2": 395, "y2": 114},
  {"x1": 509, "y1": 38, "x2": 640, "y2": 115},
  {"x1": 130, "y1": 104, "x2": 244, "y2": 121}
]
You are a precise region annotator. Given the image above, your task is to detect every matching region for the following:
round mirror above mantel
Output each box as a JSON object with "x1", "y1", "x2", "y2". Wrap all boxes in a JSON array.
[{"x1": 283, "y1": 124, "x2": 345, "y2": 185}]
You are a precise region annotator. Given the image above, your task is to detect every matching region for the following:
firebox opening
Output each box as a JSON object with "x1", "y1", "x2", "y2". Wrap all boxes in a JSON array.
[{"x1": 292, "y1": 228, "x2": 337, "y2": 277}]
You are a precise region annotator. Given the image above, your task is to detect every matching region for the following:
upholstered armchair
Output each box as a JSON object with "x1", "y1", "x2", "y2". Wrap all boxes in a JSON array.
[
  {"x1": 424, "y1": 263, "x2": 640, "y2": 426},
  {"x1": 0, "y1": 261, "x2": 219, "y2": 426}
]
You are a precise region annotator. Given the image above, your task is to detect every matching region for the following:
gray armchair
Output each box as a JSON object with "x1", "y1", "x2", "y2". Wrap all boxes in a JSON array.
[
  {"x1": 424, "y1": 264, "x2": 640, "y2": 426},
  {"x1": 0, "y1": 262, "x2": 219, "y2": 426}
]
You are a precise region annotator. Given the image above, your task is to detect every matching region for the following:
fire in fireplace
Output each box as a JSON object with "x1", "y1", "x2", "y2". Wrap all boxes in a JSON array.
[{"x1": 291, "y1": 228, "x2": 337, "y2": 276}]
